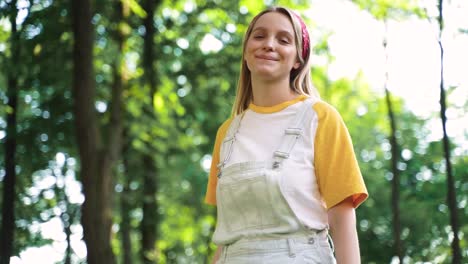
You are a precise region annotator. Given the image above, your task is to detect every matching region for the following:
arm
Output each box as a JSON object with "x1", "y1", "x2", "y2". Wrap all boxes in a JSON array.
[
  {"x1": 328, "y1": 197, "x2": 360, "y2": 264},
  {"x1": 211, "y1": 246, "x2": 223, "y2": 264}
]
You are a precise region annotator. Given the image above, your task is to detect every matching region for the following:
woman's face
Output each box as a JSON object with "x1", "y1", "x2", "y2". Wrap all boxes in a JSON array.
[{"x1": 244, "y1": 12, "x2": 300, "y2": 82}]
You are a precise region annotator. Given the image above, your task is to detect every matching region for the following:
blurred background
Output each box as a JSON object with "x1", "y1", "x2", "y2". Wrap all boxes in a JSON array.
[{"x1": 0, "y1": 0, "x2": 466, "y2": 263}]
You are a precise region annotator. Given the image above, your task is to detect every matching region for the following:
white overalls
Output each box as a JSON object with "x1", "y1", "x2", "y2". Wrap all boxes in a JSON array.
[{"x1": 213, "y1": 99, "x2": 336, "y2": 264}]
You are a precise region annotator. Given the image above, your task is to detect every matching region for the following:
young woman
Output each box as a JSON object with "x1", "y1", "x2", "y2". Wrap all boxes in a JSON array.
[{"x1": 205, "y1": 6, "x2": 368, "y2": 264}]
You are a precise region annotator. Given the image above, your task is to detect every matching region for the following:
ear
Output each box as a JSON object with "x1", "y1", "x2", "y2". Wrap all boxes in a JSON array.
[{"x1": 293, "y1": 61, "x2": 301, "y2": 69}]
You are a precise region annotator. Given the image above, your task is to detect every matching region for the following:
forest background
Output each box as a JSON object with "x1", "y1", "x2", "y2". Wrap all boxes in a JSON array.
[{"x1": 0, "y1": 0, "x2": 466, "y2": 263}]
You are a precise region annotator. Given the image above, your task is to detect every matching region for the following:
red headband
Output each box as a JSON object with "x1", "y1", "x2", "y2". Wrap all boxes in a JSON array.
[{"x1": 292, "y1": 12, "x2": 310, "y2": 60}]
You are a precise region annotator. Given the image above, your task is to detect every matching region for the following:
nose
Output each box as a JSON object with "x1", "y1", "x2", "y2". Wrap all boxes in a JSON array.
[{"x1": 262, "y1": 37, "x2": 274, "y2": 51}]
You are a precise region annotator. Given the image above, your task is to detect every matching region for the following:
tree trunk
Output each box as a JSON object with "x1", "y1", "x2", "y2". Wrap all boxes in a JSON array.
[
  {"x1": 437, "y1": 1, "x2": 461, "y2": 263},
  {"x1": 140, "y1": 1, "x2": 161, "y2": 263},
  {"x1": 383, "y1": 23, "x2": 403, "y2": 263},
  {"x1": 386, "y1": 89, "x2": 403, "y2": 262},
  {"x1": 0, "y1": 2, "x2": 19, "y2": 263},
  {"x1": 71, "y1": 0, "x2": 123, "y2": 263},
  {"x1": 53, "y1": 165, "x2": 73, "y2": 264},
  {"x1": 63, "y1": 210, "x2": 72, "y2": 264},
  {"x1": 141, "y1": 156, "x2": 159, "y2": 263},
  {"x1": 110, "y1": 2, "x2": 132, "y2": 263},
  {"x1": 120, "y1": 140, "x2": 133, "y2": 264},
  {"x1": 120, "y1": 193, "x2": 133, "y2": 264}
]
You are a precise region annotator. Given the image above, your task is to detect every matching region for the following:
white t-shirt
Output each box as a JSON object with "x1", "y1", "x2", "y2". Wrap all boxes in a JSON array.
[{"x1": 205, "y1": 95, "x2": 368, "y2": 229}]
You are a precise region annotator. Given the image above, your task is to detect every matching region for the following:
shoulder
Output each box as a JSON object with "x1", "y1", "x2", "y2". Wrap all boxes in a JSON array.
[
  {"x1": 218, "y1": 117, "x2": 234, "y2": 133},
  {"x1": 311, "y1": 100, "x2": 342, "y2": 122},
  {"x1": 215, "y1": 117, "x2": 234, "y2": 141}
]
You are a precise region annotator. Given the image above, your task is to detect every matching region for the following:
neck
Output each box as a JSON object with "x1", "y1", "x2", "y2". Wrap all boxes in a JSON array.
[{"x1": 251, "y1": 77, "x2": 298, "y2": 107}]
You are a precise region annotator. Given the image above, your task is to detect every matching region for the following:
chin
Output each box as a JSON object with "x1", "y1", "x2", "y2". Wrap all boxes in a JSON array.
[
  {"x1": 252, "y1": 66, "x2": 277, "y2": 74},
  {"x1": 253, "y1": 72, "x2": 277, "y2": 79}
]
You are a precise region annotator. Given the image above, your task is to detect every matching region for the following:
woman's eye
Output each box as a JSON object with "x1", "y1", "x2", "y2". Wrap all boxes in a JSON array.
[{"x1": 253, "y1": 35, "x2": 264, "y2": 39}]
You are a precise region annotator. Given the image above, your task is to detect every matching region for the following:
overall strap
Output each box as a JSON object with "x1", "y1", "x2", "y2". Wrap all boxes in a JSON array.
[
  {"x1": 217, "y1": 112, "x2": 245, "y2": 177},
  {"x1": 273, "y1": 98, "x2": 317, "y2": 167}
]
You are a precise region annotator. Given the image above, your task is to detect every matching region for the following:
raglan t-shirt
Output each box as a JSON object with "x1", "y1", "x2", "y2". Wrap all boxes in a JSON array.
[{"x1": 205, "y1": 95, "x2": 368, "y2": 230}]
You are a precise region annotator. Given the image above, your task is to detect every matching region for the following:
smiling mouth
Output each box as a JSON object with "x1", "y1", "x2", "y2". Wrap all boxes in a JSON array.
[{"x1": 256, "y1": 55, "x2": 279, "y2": 61}]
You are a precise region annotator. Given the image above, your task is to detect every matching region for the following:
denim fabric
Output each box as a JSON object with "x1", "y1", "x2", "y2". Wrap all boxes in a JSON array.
[
  {"x1": 213, "y1": 99, "x2": 336, "y2": 263},
  {"x1": 213, "y1": 161, "x2": 302, "y2": 244},
  {"x1": 216, "y1": 232, "x2": 336, "y2": 264}
]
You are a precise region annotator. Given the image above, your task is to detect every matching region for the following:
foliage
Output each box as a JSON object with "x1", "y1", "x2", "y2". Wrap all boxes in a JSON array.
[
  {"x1": 351, "y1": 0, "x2": 427, "y2": 19},
  {"x1": 0, "y1": 0, "x2": 466, "y2": 263}
]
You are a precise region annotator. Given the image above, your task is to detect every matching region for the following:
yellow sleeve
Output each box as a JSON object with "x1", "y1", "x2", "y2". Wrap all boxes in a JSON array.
[
  {"x1": 204, "y1": 118, "x2": 233, "y2": 206},
  {"x1": 313, "y1": 102, "x2": 368, "y2": 209}
]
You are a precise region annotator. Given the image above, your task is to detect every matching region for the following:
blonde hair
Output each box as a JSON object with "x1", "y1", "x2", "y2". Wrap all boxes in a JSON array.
[{"x1": 231, "y1": 6, "x2": 320, "y2": 116}]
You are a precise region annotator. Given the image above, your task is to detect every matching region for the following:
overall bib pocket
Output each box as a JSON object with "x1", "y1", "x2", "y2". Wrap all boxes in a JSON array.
[{"x1": 217, "y1": 170, "x2": 280, "y2": 232}]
